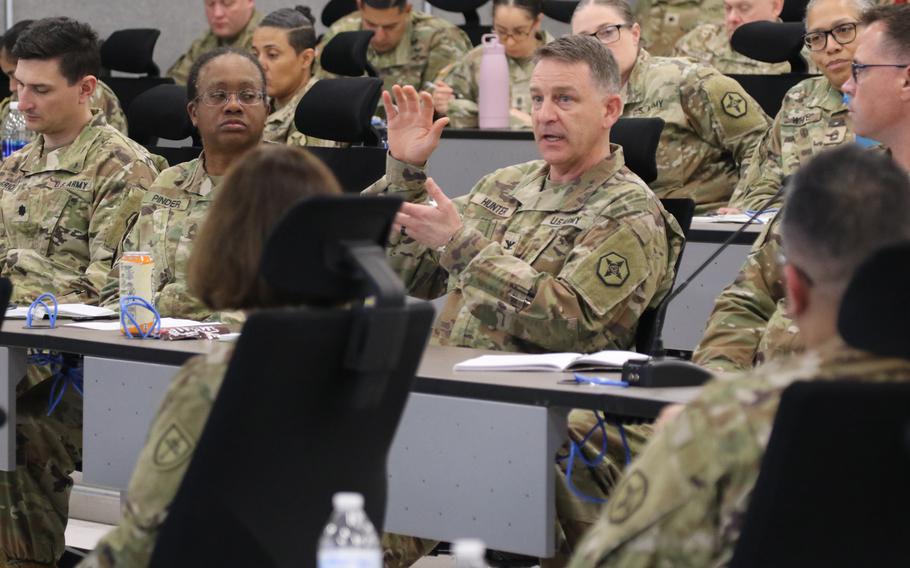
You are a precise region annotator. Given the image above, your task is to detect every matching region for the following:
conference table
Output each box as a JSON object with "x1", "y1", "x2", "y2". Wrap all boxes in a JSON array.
[{"x1": 0, "y1": 322, "x2": 699, "y2": 557}]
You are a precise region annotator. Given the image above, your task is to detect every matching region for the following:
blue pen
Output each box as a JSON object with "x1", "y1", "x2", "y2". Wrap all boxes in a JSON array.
[{"x1": 573, "y1": 373, "x2": 630, "y2": 388}]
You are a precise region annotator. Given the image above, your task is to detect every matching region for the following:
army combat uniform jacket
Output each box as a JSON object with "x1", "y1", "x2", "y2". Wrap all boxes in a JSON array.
[
  {"x1": 728, "y1": 76, "x2": 851, "y2": 212},
  {"x1": 263, "y1": 78, "x2": 339, "y2": 148},
  {"x1": 166, "y1": 10, "x2": 263, "y2": 85},
  {"x1": 365, "y1": 146, "x2": 685, "y2": 354},
  {"x1": 634, "y1": 0, "x2": 724, "y2": 56},
  {"x1": 315, "y1": 10, "x2": 472, "y2": 108},
  {"x1": 622, "y1": 50, "x2": 769, "y2": 213},
  {"x1": 439, "y1": 31, "x2": 554, "y2": 129},
  {"x1": 673, "y1": 23, "x2": 792, "y2": 75},
  {"x1": 692, "y1": 214, "x2": 803, "y2": 373},
  {"x1": 568, "y1": 342, "x2": 910, "y2": 567}
]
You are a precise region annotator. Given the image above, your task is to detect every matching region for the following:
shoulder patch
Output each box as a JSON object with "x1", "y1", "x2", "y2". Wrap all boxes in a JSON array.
[
  {"x1": 153, "y1": 423, "x2": 195, "y2": 469},
  {"x1": 598, "y1": 252, "x2": 630, "y2": 287},
  {"x1": 608, "y1": 470, "x2": 649, "y2": 524},
  {"x1": 721, "y1": 91, "x2": 747, "y2": 118}
]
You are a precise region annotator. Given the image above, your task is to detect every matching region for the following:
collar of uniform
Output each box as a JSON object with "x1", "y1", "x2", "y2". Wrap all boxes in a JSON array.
[
  {"x1": 813, "y1": 336, "x2": 910, "y2": 376},
  {"x1": 218, "y1": 9, "x2": 263, "y2": 47},
  {"x1": 511, "y1": 143, "x2": 626, "y2": 212},
  {"x1": 370, "y1": 11, "x2": 417, "y2": 66},
  {"x1": 621, "y1": 49, "x2": 650, "y2": 106},
  {"x1": 817, "y1": 78, "x2": 847, "y2": 113},
  {"x1": 19, "y1": 109, "x2": 107, "y2": 175},
  {"x1": 182, "y1": 151, "x2": 220, "y2": 197}
]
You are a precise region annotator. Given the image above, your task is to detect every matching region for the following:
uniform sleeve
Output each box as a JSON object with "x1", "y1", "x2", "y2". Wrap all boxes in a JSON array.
[
  {"x1": 727, "y1": 110, "x2": 787, "y2": 212},
  {"x1": 98, "y1": 87, "x2": 129, "y2": 136},
  {"x1": 681, "y1": 70, "x2": 770, "y2": 185},
  {"x1": 422, "y1": 26, "x2": 473, "y2": 88},
  {"x1": 438, "y1": 55, "x2": 481, "y2": 129},
  {"x1": 76, "y1": 355, "x2": 224, "y2": 568},
  {"x1": 166, "y1": 35, "x2": 208, "y2": 86},
  {"x1": 691, "y1": 217, "x2": 785, "y2": 372}
]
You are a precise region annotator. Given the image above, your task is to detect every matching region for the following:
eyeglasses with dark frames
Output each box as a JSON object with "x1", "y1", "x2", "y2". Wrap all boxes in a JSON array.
[
  {"x1": 803, "y1": 22, "x2": 858, "y2": 52},
  {"x1": 585, "y1": 23, "x2": 632, "y2": 45},
  {"x1": 850, "y1": 62, "x2": 910, "y2": 83}
]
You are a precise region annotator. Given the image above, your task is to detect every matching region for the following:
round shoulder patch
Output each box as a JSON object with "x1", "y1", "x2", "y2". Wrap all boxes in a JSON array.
[
  {"x1": 598, "y1": 252, "x2": 630, "y2": 287},
  {"x1": 608, "y1": 470, "x2": 649, "y2": 524},
  {"x1": 722, "y1": 91, "x2": 748, "y2": 118}
]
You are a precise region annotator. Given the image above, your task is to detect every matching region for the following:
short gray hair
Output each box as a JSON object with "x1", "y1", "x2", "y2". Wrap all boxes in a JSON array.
[
  {"x1": 804, "y1": 0, "x2": 874, "y2": 25},
  {"x1": 534, "y1": 35, "x2": 621, "y2": 94}
]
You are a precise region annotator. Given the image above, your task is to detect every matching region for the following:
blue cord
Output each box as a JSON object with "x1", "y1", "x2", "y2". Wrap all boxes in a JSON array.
[
  {"x1": 27, "y1": 352, "x2": 84, "y2": 416},
  {"x1": 559, "y1": 412, "x2": 633, "y2": 504},
  {"x1": 119, "y1": 296, "x2": 161, "y2": 339},
  {"x1": 26, "y1": 293, "x2": 58, "y2": 328}
]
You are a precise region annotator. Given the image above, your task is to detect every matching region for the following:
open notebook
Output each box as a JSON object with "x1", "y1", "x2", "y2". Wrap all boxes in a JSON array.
[
  {"x1": 453, "y1": 350, "x2": 648, "y2": 372},
  {"x1": 6, "y1": 304, "x2": 116, "y2": 320}
]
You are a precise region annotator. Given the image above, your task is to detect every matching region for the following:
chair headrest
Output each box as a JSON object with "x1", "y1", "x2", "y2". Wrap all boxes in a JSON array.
[
  {"x1": 127, "y1": 84, "x2": 195, "y2": 142},
  {"x1": 321, "y1": 0, "x2": 358, "y2": 28},
  {"x1": 611, "y1": 117, "x2": 664, "y2": 184},
  {"x1": 295, "y1": 77, "x2": 383, "y2": 145},
  {"x1": 838, "y1": 242, "x2": 910, "y2": 360},
  {"x1": 101, "y1": 29, "x2": 162, "y2": 76},
  {"x1": 542, "y1": 0, "x2": 579, "y2": 23},
  {"x1": 731, "y1": 21, "x2": 806, "y2": 64},
  {"x1": 320, "y1": 30, "x2": 378, "y2": 77},
  {"x1": 260, "y1": 195, "x2": 403, "y2": 305},
  {"x1": 781, "y1": 0, "x2": 810, "y2": 23},
  {"x1": 426, "y1": 0, "x2": 490, "y2": 12}
]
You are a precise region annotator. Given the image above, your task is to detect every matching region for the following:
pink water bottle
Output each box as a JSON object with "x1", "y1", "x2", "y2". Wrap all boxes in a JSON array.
[{"x1": 478, "y1": 34, "x2": 510, "y2": 129}]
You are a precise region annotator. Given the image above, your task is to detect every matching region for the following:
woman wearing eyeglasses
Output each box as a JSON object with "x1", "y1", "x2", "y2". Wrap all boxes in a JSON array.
[
  {"x1": 572, "y1": 0, "x2": 769, "y2": 213},
  {"x1": 725, "y1": 0, "x2": 873, "y2": 212},
  {"x1": 252, "y1": 7, "x2": 337, "y2": 147},
  {"x1": 431, "y1": 0, "x2": 553, "y2": 129}
]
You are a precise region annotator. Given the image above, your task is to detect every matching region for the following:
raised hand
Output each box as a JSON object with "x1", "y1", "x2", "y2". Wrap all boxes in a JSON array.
[
  {"x1": 392, "y1": 177, "x2": 462, "y2": 248},
  {"x1": 382, "y1": 85, "x2": 449, "y2": 167}
]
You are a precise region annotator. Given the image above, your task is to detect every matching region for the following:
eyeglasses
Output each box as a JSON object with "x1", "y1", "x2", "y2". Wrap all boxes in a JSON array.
[
  {"x1": 585, "y1": 23, "x2": 631, "y2": 45},
  {"x1": 803, "y1": 22, "x2": 858, "y2": 52},
  {"x1": 195, "y1": 89, "x2": 265, "y2": 107},
  {"x1": 851, "y1": 62, "x2": 910, "y2": 83},
  {"x1": 494, "y1": 26, "x2": 533, "y2": 41}
]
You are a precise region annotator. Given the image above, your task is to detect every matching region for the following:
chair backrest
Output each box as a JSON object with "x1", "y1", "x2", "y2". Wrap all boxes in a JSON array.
[
  {"x1": 321, "y1": 0, "x2": 358, "y2": 27},
  {"x1": 727, "y1": 73, "x2": 816, "y2": 117},
  {"x1": 320, "y1": 30, "x2": 379, "y2": 78},
  {"x1": 149, "y1": 304, "x2": 435, "y2": 568},
  {"x1": 633, "y1": 198, "x2": 695, "y2": 353},
  {"x1": 731, "y1": 20, "x2": 810, "y2": 73},
  {"x1": 145, "y1": 146, "x2": 203, "y2": 167},
  {"x1": 306, "y1": 146, "x2": 388, "y2": 193},
  {"x1": 101, "y1": 29, "x2": 162, "y2": 76},
  {"x1": 295, "y1": 77, "x2": 383, "y2": 146},
  {"x1": 542, "y1": 0, "x2": 579, "y2": 23},
  {"x1": 730, "y1": 380, "x2": 910, "y2": 568},
  {"x1": 426, "y1": 0, "x2": 493, "y2": 45},
  {"x1": 781, "y1": 0, "x2": 809, "y2": 22},
  {"x1": 127, "y1": 84, "x2": 196, "y2": 145},
  {"x1": 612, "y1": 117, "x2": 664, "y2": 184}
]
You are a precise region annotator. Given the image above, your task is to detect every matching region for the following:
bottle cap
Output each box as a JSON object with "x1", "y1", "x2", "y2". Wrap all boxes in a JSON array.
[
  {"x1": 332, "y1": 492, "x2": 364, "y2": 511},
  {"x1": 453, "y1": 539, "x2": 486, "y2": 560},
  {"x1": 9, "y1": 101, "x2": 18, "y2": 111}
]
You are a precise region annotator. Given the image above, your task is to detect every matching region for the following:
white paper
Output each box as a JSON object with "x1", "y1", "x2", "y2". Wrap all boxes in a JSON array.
[
  {"x1": 6, "y1": 304, "x2": 116, "y2": 319},
  {"x1": 453, "y1": 350, "x2": 647, "y2": 372},
  {"x1": 693, "y1": 212, "x2": 775, "y2": 224},
  {"x1": 65, "y1": 318, "x2": 204, "y2": 331}
]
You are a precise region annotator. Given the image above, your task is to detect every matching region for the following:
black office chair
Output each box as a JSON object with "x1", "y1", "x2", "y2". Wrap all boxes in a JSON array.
[
  {"x1": 426, "y1": 0, "x2": 492, "y2": 46},
  {"x1": 99, "y1": 29, "x2": 175, "y2": 113},
  {"x1": 633, "y1": 198, "x2": 695, "y2": 354},
  {"x1": 149, "y1": 196, "x2": 435, "y2": 568},
  {"x1": 541, "y1": 0, "x2": 579, "y2": 23},
  {"x1": 295, "y1": 77, "x2": 386, "y2": 192},
  {"x1": 729, "y1": 241, "x2": 910, "y2": 568},
  {"x1": 0, "y1": 277, "x2": 13, "y2": 428},
  {"x1": 780, "y1": 0, "x2": 809, "y2": 23},
  {"x1": 127, "y1": 84, "x2": 201, "y2": 166},
  {"x1": 320, "y1": 30, "x2": 379, "y2": 78},
  {"x1": 321, "y1": 0, "x2": 358, "y2": 28},
  {"x1": 611, "y1": 117, "x2": 664, "y2": 185}
]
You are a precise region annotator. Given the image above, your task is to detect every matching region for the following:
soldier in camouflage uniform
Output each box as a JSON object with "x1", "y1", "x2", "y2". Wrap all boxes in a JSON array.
[
  {"x1": 0, "y1": 18, "x2": 162, "y2": 566},
  {"x1": 0, "y1": 20, "x2": 128, "y2": 137},
  {"x1": 252, "y1": 8, "x2": 339, "y2": 147},
  {"x1": 573, "y1": 0, "x2": 770, "y2": 213},
  {"x1": 568, "y1": 145, "x2": 910, "y2": 568},
  {"x1": 314, "y1": 0, "x2": 472, "y2": 112},
  {"x1": 78, "y1": 145, "x2": 344, "y2": 568},
  {"x1": 101, "y1": 48, "x2": 267, "y2": 323},
  {"x1": 167, "y1": 0, "x2": 262, "y2": 85},
  {"x1": 633, "y1": 0, "x2": 724, "y2": 56},
  {"x1": 674, "y1": 23, "x2": 793, "y2": 74},
  {"x1": 726, "y1": 0, "x2": 871, "y2": 212},
  {"x1": 432, "y1": 0, "x2": 554, "y2": 129},
  {"x1": 365, "y1": 36, "x2": 683, "y2": 566}
]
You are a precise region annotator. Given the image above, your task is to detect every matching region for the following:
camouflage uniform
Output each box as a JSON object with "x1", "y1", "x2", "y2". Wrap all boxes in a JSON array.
[
  {"x1": 634, "y1": 0, "x2": 724, "y2": 56},
  {"x1": 263, "y1": 78, "x2": 338, "y2": 148},
  {"x1": 568, "y1": 341, "x2": 910, "y2": 567},
  {"x1": 692, "y1": 214, "x2": 803, "y2": 373},
  {"x1": 622, "y1": 50, "x2": 769, "y2": 213},
  {"x1": 673, "y1": 23, "x2": 792, "y2": 75},
  {"x1": 0, "y1": 80, "x2": 128, "y2": 140},
  {"x1": 439, "y1": 31, "x2": 555, "y2": 129},
  {"x1": 728, "y1": 76, "x2": 850, "y2": 212},
  {"x1": 101, "y1": 155, "x2": 241, "y2": 324},
  {"x1": 314, "y1": 10, "x2": 472, "y2": 114},
  {"x1": 0, "y1": 110, "x2": 161, "y2": 566},
  {"x1": 166, "y1": 10, "x2": 263, "y2": 86}
]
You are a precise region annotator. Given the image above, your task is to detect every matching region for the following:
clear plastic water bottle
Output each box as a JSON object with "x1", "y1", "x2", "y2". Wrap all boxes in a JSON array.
[
  {"x1": 317, "y1": 492, "x2": 382, "y2": 568},
  {"x1": 1, "y1": 101, "x2": 30, "y2": 159},
  {"x1": 453, "y1": 539, "x2": 489, "y2": 568}
]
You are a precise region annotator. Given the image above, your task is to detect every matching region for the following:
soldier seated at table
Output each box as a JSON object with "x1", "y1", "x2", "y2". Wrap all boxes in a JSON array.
[{"x1": 363, "y1": 34, "x2": 684, "y2": 566}]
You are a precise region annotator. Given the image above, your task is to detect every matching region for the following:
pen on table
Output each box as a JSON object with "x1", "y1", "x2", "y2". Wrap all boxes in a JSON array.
[{"x1": 573, "y1": 373, "x2": 630, "y2": 388}]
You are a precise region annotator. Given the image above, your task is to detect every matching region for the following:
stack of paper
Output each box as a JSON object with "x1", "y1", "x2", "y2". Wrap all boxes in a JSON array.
[{"x1": 453, "y1": 350, "x2": 648, "y2": 372}]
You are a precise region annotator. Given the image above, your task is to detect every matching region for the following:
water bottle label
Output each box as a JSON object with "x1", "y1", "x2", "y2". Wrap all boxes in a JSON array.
[{"x1": 317, "y1": 549, "x2": 382, "y2": 568}]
